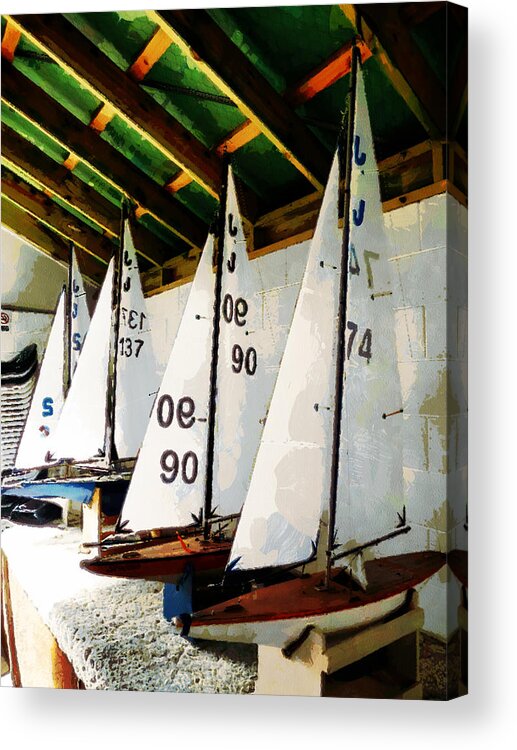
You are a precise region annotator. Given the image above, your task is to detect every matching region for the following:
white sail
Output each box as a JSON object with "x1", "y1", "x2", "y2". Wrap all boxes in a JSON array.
[
  {"x1": 119, "y1": 236, "x2": 215, "y2": 532},
  {"x1": 228, "y1": 153, "x2": 343, "y2": 571},
  {"x1": 113, "y1": 219, "x2": 159, "y2": 458},
  {"x1": 49, "y1": 220, "x2": 158, "y2": 464},
  {"x1": 14, "y1": 289, "x2": 66, "y2": 469},
  {"x1": 70, "y1": 248, "x2": 91, "y2": 375},
  {"x1": 334, "y1": 65, "x2": 404, "y2": 565},
  {"x1": 213, "y1": 169, "x2": 267, "y2": 518},
  {"x1": 49, "y1": 261, "x2": 114, "y2": 462}
]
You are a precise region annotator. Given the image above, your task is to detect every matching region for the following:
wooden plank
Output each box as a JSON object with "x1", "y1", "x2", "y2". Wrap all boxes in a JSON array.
[
  {"x1": 166, "y1": 171, "x2": 194, "y2": 194},
  {"x1": 287, "y1": 39, "x2": 371, "y2": 106},
  {"x1": 324, "y1": 608, "x2": 424, "y2": 674},
  {"x1": 1, "y1": 554, "x2": 21, "y2": 687},
  {"x1": 153, "y1": 9, "x2": 331, "y2": 191},
  {"x1": 1, "y1": 19, "x2": 21, "y2": 63},
  {"x1": 89, "y1": 102, "x2": 116, "y2": 133},
  {"x1": 128, "y1": 27, "x2": 172, "y2": 81},
  {"x1": 215, "y1": 120, "x2": 261, "y2": 158},
  {"x1": 353, "y1": 5, "x2": 446, "y2": 138},
  {"x1": 1, "y1": 61, "x2": 208, "y2": 250},
  {"x1": 11, "y1": 14, "x2": 223, "y2": 198},
  {"x1": 2, "y1": 169, "x2": 115, "y2": 263},
  {"x1": 1, "y1": 123, "x2": 176, "y2": 267}
]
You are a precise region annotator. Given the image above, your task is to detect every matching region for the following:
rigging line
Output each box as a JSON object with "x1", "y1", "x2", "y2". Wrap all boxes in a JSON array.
[
  {"x1": 332, "y1": 524, "x2": 411, "y2": 563},
  {"x1": 324, "y1": 44, "x2": 359, "y2": 591},
  {"x1": 141, "y1": 80, "x2": 236, "y2": 107},
  {"x1": 203, "y1": 159, "x2": 230, "y2": 540},
  {"x1": 65, "y1": 242, "x2": 73, "y2": 393},
  {"x1": 104, "y1": 200, "x2": 127, "y2": 465}
]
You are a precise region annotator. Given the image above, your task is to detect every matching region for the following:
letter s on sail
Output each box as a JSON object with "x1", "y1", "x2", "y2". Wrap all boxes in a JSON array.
[
  {"x1": 42, "y1": 397, "x2": 54, "y2": 417},
  {"x1": 72, "y1": 332, "x2": 82, "y2": 351}
]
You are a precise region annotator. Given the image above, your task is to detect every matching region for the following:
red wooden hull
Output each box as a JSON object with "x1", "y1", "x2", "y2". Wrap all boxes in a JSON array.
[
  {"x1": 80, "y1": 535, "x2": 232, "y2": 583},
  {"x1": 181, "y1": 551, "x2": 446, "y2": 646}
]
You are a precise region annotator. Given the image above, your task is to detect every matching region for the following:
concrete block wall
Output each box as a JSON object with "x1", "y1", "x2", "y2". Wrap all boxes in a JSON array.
[{"x1": 146, "y1": 191, "x2": 467, "y2": 640}]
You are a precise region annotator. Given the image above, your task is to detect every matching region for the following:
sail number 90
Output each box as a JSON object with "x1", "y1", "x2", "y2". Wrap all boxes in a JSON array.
[
  {"x1": 160, "y1": 449, "x2": 198, "y2": 484},
  {"x1": 232, "y1": 344, "x2": 257, "y2": 375},
  {"x1": 157, "y1": 394, "x2": 198, "y2": 485}
]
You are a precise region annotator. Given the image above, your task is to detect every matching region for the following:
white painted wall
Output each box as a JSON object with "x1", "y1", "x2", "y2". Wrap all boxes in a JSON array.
[
  {"x1": 146, "y1": 192, "x2": 467, "y2": 640},
  {"x1": 1, "y1": 195, "x2": 467, "y2": 638}
]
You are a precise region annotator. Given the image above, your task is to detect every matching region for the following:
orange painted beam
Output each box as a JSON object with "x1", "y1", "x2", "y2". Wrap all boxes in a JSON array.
[
  {"x1": 89, "y1": 102, "x2": 116, "y2": 133},
  {"x1": 63, "y1": 153, "x2": 80, "y2": 171},
  {"x1": 1, "y1": 20, "x2": 21, "y2": 62},
  {"x1": 128, "y1": 27, "x2": 172, "y2": 82},
  {"x1": 166, "y1": 171, "x2": 193, "y2": 193},
  {"x1": 287, "y1": 39, "x2": 372, "y2": 106},
  {"x1": 171, "y1": 39, "x2": 370, "y2": 196},
  {"x1": 215, "y1": 120, "x2": 261, "y2": 158}
]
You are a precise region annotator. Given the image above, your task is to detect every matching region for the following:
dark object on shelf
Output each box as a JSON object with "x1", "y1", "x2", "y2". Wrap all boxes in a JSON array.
[
  {"x1": 1, "y1": 343, "x2": 38, "y2": 385},
  {"x1": 8, "y1": 498, "x2": 62, "y2": 526}
]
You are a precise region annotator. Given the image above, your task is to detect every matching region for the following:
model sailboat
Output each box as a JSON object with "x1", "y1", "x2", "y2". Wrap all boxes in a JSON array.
[
  {"x1": 10, "y1": 245, "x2": 90, "y2": 474},
  {"x1": 175, "y1": 49, "x2": 445, "y2": 646},
  {"x1": 81, "y1": 167, "x2": 271, "y2": 583},
  {"x1": 47, "y1": 207, "x2": 158, "y2": 469}
]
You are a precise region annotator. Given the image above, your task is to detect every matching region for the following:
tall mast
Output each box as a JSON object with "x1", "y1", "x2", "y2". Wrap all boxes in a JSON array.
[
  {"x1": 64, "y1": 241, "x2": 74, "y2": 394},
  {"x1": 104, "y1": 199, "x2": 127, "y2": 466},
  {"x1": 325, "y1": 45, "x2": 359, "y2": 589},
  {"x1": 203, "y1": 160, "x2": 230, "y2": 539}
]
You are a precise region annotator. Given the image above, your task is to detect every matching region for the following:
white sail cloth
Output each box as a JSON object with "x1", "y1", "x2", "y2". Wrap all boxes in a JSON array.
[
  {"x1": 334, "y1": 65, "x2": 404, "y2": 559},
  {"x1": 49, "y1": 261, "x2": 113, "y2": 462},
  {"x1": 228, "y1": 63, "x2": 405, "y2": 574},
  {"x1": 69, "y1": 248, "x2": 90, "y2": 375},
  {"x1": 228, "y1": 152, "x2": 342, "y2": 571},
  {"x1": 213, "y1": 170, "x2": 266, "y2": 517},
  {"x1": 119, "y1": 236, "x2": 215, "y2": 531},
  {"x1": 120, "y1": 168, "x2": 270, "y2": 533},
  {"x1": 49, "y1": 219, "x2": 158, "y2": 463},
  {"x1": 114, "y1": 220, "x2": 159, "y2": 458},
  {"x1": 14, "y1": 289, "x2": 66, "y2": 469}
]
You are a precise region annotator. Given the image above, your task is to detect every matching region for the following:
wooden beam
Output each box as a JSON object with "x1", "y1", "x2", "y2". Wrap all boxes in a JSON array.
[
  {"x1": 1, "y1": 61, "x2": 208, "y2": 250},
  {"x1": 2, "y1": 169, "x2": 116, "y2": 265},
  {"x1": 214, "y1": 121, "x2": 261, "y2": 158},
  {"x1": 128, "y1": 27, "x2": 172, "y2": 82},
  {"x1": 89, "y1": 102, "x2": 116, "y2": 134},
  {"x1": 352, "y1": 4, "x2": 446, "y2": 138},
  {"x1": 152, "y1": 9, "x2": 331, "y2": 190},
  {"x1": 10, "y1": 14, "x2": 223, "y2": 198},
  {"x1": 286, "y1": 38, "x2": 371, "y2": 107},
  {"x1": 1, "y1": 19, "x2": 21, "y2": 62},
  {"x1": 1, "y1": 123, "x2": 174, "y2": 267},
  {"x1": 1, "y1": 198, "x2": 105, "y2": 285}
]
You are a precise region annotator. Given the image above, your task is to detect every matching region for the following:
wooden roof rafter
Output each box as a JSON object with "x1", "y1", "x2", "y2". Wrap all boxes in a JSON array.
[
  {"x1": 1, "y1": 198, "x2": 105, "y2": 286},
  {"x1": 1, "y1": 61, "x2": 208, "y2": 251},
  {"x1": 151, "y1": 8, "x2": 332, "y2": 191},
  {"x1": 1, "y1": 123, "x2": 175, "y2": 268},
  {"x1": 343, "y1": 4, "x2": 446, "y2": 138},
  {"x1": 8, "y1": 13, "x2": 223, "y2": 198},
  {"x1": 170, "y1": 36, "x2": 372, "y2": 190},
  {"x1": 2, "y1": 168, "x2": 115, "y2": 266}
]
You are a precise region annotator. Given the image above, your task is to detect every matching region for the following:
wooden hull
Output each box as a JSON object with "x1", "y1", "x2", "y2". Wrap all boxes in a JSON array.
[
  {"x1": 80, "y1": 536, "x2": 232, "y2": 584},
  {"x1": 180, "y1": 551, "x2": 446, "y2": 648}
]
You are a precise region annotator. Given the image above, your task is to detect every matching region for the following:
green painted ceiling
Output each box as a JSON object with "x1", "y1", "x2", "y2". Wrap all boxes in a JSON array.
[{"x1": 1, "y1": 4, "x2": 467, "y2": 274}]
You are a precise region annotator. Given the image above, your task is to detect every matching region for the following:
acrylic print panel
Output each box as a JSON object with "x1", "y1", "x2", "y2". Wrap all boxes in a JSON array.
[{"x1": 0, "y1": 2, "x2": 467, "y2": 701}]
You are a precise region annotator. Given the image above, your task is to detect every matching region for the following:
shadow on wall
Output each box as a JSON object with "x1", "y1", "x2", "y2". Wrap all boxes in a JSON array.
[{"x1": 1, "y1": 227, "x2": 68, "y2": 310}]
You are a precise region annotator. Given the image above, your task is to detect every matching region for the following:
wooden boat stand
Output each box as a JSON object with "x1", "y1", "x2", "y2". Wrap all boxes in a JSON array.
[{"x1": 254, "y1": 589, "x2": 424, "y2": 698}]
